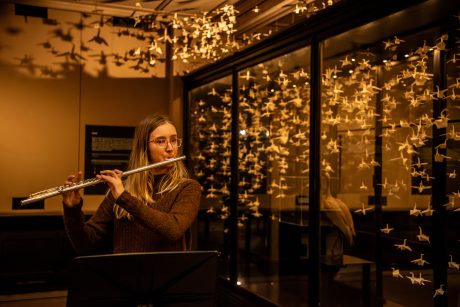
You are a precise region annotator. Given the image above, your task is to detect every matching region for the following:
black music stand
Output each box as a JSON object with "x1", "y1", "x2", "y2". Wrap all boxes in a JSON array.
[{"x1": 66, "y1": 251, "x2": 219, "y2": 307}]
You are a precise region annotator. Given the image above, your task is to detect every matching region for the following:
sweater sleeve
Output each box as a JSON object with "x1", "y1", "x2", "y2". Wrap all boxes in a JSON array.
[
  {"x1": 115, "y1": 179, "x2": 201, "y2": 241},
  {"x1": 63, "y1": 196, "x2": 114, "y2": 254}
]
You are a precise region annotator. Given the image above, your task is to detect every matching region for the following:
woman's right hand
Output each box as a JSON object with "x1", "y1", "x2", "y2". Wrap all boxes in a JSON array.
[{"x1": 62, "y1": 171, "x2": 83, "y2": 208}]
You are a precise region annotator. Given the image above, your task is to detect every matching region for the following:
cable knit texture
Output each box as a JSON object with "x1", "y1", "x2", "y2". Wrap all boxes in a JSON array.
[{"x1": 63, "y1": 178, "x2": 202, "y2": 255}]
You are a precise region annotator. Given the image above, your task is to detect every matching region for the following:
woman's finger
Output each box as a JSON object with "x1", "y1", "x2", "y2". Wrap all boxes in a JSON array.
[{"x1": 75, "y1": 171, "x2": 82, "y2": 182}]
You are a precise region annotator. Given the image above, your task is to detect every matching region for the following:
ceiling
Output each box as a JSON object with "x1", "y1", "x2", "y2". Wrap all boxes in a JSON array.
[{"x1": 10, "y1": 0, "x2": 301, "y2": 36}]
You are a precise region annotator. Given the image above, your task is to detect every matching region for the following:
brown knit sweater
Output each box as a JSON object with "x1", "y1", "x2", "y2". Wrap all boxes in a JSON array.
[{"x1": 63, "y1": 178, "x2": 202, "y2": 255}]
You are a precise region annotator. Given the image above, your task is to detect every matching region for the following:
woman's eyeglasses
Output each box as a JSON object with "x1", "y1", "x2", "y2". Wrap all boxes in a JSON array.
[{"x1": 149, "y1": 137, "x2": 182, "y2": 148}]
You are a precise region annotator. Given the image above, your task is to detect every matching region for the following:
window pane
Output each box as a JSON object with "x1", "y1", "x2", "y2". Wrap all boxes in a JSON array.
[
  {"x1": 237, "y1": 46, "x2": 311, "y2": 305},
  {"x1": 321, "y1": 5, "x2": 459, "y2": 305},
  {"x1": 189, "y1": 75, "x2": 233, "y2": 278}
]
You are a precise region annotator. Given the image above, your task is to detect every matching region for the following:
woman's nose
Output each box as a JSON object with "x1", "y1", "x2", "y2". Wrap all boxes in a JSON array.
[{"x1": 165, "y1": 142, "x2": 173, "y2": 151}]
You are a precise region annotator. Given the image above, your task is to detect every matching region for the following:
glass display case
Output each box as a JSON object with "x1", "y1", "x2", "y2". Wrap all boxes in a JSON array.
[{"x1": 184, "y1": 0, "x2": 459, "y2": 306}]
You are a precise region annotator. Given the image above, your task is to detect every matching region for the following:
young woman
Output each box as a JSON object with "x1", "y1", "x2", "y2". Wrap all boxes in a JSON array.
[{"x1": 62, "y1": 114, "x2": 201, "y2": 254}]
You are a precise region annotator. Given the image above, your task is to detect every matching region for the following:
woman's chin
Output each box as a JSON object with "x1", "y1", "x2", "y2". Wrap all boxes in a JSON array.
[{"x1": 153, "y1": 166, "x2": 170, "y2": 175}]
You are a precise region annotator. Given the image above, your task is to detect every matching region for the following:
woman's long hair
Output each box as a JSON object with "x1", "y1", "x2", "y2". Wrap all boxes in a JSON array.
[{"x1": 114, "y1": 114, "x2": 189, "y2": 219}]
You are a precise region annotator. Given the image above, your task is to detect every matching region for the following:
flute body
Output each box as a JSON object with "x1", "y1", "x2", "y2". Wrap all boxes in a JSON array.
[{"x1": 21, "y1": 156, "x2": 186, "y2": 205}]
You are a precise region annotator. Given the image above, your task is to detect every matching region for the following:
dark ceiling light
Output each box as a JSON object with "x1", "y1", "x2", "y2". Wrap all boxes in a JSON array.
[
  {"x1": 111, "y1": 16, "x2": 136, "y2": 28},
  {"x1": 15, "y1": 4, "x2": 48, "y2": 19}
]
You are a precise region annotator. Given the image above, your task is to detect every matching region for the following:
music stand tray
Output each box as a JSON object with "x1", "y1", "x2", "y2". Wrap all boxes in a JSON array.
[{"x1": 66, "y1": 251, "x2": 219, "y2": 307}]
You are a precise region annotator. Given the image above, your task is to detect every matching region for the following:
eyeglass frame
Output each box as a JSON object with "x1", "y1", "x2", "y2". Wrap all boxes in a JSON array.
[{"x1": 148, "y1": 137, "x2": 182, "y2": 148}]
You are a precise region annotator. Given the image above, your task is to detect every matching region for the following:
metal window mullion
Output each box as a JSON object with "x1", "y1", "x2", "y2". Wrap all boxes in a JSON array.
[
  {"x1": 229, "y1": 67, "x2": 240, "y2": 286},
  {"x1": 309, "y1": 36, "x2": 322, "y2": 307},
  {"x1": 432, "y1": 49, "x2": 448, "y2": 307}
]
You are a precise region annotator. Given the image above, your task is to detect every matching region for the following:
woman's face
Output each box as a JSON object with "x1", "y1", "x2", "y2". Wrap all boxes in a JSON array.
[{"x1": 148, "y1": 123, "x2": 179, "y2": 174}]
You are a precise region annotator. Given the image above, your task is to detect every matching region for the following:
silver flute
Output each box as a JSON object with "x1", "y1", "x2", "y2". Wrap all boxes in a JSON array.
[{"x1": 21, "y1": 156, "x2": 186, "y2": 205}]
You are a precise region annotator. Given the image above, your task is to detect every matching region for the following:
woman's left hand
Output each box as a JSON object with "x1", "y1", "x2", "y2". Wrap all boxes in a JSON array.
[{"x1": 97, "y1": 169, "x2": 125, "y2": 200}]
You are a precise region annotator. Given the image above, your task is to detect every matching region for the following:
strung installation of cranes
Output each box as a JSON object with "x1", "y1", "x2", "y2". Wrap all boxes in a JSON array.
[
  {"x1": 6, "y1": 0, "x2": 340, "y2": 78},
  {"x1": 189, "y1": 11, "x2": 459, "y2": 296}
]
